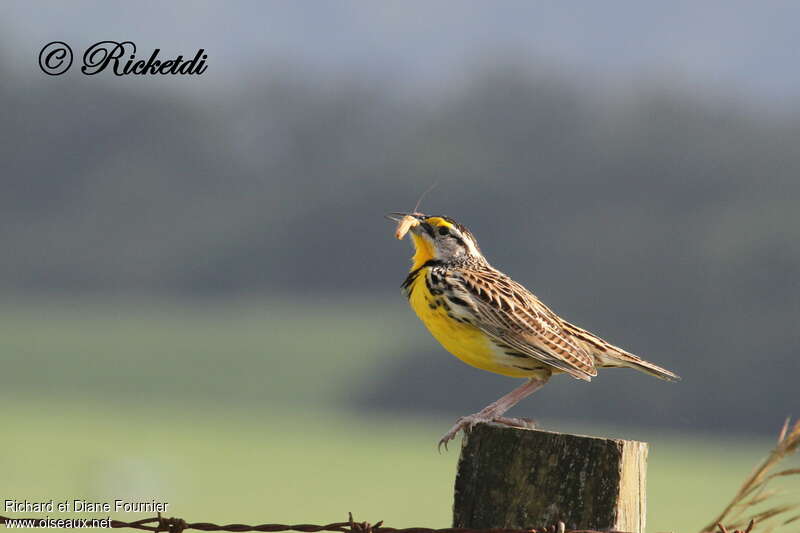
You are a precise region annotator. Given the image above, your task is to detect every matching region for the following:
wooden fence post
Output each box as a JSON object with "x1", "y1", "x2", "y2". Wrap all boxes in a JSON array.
[{"x1": 453, "y1": 423, "x2": 647, "y2": 533}]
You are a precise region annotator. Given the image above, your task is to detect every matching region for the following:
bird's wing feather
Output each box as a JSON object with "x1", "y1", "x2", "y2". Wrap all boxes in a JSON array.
[{"x1": 448, "y1": 266, "x2": 597, "y2": 380}]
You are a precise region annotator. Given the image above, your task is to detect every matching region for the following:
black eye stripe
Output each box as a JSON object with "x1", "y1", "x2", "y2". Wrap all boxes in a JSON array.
[{"x1": 434, "y1": 225, "x2": 467, "y2": 247}]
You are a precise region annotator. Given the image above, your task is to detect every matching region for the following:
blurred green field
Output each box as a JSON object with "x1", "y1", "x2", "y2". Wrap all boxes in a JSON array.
[
  {"x1": 0, "y1": 297, "x2": 413, "y2": 408},
  {"x1": 1, "y1": 300, "x2": 795, "y2": 531}
]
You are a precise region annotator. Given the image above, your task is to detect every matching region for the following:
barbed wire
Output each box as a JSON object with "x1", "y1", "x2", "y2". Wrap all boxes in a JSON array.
[
  {"x1": 0, "y1": 513, "x2": 756, "y2": 533},
  {"x1": 0, "y1": 513, "x2": 754, "y2": 533},
  {"x1": 0, "y1": 513, "x2": 616, "y2": 533}
]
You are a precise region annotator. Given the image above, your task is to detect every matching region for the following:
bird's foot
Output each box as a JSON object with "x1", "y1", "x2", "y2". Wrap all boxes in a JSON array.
[
  {"x1": 493, "y1": 416, "x2": 537, "y2": 429},
  {"x1": 437, "y1": 415, "x2": 536, "y2": 451},
  {"x1": 438, "y1": 414, "x2": 490, "y2": 451}
]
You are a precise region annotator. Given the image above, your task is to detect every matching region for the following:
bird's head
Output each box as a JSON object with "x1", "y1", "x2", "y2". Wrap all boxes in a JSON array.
[{"x1": 388, "y1": 212, "x2": 483, "y2": 269}]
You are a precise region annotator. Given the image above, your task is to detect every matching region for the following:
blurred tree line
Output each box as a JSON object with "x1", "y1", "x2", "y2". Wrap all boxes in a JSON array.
[{"x1": 3, "y1": 58, "x2": 798, "y2": 433}]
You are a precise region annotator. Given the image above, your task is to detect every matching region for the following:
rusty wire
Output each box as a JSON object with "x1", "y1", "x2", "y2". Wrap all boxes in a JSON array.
[
  {"x1": 716, "y1": 520, "x2": 755, "y2": 533},
  {"x1": 0, "y1": 513, "x2": 625, "y2": 533},
  {"x1": 0, "y1": 513, "x2": 757, "y2": 533}
]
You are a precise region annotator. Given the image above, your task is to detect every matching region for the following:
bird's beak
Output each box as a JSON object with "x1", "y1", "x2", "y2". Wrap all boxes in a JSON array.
[
  {"x1": 385, "y1": 212, "x2": 417, "y2": 222},
  {"x1": 385, "y1": 212, "x2": 405, "y2": 223},
  {"x1": 385, "y1": 212, "x2": 425, "y2": 222}
]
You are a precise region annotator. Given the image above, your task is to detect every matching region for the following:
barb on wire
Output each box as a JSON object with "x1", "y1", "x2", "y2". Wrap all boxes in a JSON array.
[
  {"x1": 0, "y1": 514, "x2": 628, "y2": 533},
  {"x1": 716, "y1": 519, "x2": 755, "y2": 533}
]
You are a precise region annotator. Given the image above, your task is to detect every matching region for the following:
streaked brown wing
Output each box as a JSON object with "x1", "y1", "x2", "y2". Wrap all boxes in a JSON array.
[{"x1": 451, "y1": 266, "x2": 597, "y2": 380}]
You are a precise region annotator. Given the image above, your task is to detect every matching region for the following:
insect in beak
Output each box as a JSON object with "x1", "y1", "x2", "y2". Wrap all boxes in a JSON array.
[{"x1": 386, "y1": 212, "x2": 422, "y2": 240}]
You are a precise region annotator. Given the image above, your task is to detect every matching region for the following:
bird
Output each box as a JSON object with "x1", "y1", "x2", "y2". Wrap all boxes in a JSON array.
[{"x1": 387, "y1": 212, "x2": 680, "y2": 449}]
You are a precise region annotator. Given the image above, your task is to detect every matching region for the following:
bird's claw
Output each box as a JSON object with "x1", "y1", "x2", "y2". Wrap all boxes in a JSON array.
[
  {"x1": 437, "y1": 415, "x2": 538, "y2": 452},
  {"x1": 437, "y1": 414, "x2": 491, "y2": 452}
]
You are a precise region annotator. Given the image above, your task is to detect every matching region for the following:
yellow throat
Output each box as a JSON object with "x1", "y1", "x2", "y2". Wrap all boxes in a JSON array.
[{"x1": 404, "y1": 224, "x2": 533, "y2": 378}]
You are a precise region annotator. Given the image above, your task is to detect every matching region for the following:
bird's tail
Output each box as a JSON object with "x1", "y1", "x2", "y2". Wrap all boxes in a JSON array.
[
  {"x1": 562, "y1": 321, "x2": 681, "y2": 382},
  {"x1": 609, "y1": 350, "x2": 681, "y2": 381}
]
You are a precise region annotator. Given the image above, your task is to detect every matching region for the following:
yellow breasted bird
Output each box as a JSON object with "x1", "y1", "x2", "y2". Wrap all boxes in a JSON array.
[{"x1": 388, "y1": 212, "x2": 679, "y2": 449}]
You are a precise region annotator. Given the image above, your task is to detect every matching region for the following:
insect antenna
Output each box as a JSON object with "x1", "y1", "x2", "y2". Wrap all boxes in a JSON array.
[{"x1": 411, "y1": 180, "x2": 438, "y2": 215}]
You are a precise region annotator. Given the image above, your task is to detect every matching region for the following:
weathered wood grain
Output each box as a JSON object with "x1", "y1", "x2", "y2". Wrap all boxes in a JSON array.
[{"x1": 453, "y1": 423, "x2": 647, "y2": 533}]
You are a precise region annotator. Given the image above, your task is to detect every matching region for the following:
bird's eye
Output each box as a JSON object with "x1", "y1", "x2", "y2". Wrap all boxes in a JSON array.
[{"x1": 438, "y1": 227, "x2": 449, "y2": 236}]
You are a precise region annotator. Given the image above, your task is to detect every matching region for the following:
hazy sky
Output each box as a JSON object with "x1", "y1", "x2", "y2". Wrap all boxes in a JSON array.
[{"x1": 3, "y1": 1, "x2": 800, "y2": 108}]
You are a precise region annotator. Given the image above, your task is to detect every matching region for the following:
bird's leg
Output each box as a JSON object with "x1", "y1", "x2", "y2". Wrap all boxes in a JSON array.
[{"x1": 438, "y1": 377, "x2": 548, "y2": 450}]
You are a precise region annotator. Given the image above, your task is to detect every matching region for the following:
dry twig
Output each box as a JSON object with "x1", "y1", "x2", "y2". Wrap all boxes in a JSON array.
[{"x1": 703, "y1": 418, "x2": 800, "y2": 533}]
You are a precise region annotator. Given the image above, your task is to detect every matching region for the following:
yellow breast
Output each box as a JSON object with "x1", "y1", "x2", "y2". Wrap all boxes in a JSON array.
[{"x1": 407, "y1": 269, "x2": 533, "y2": 377}]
